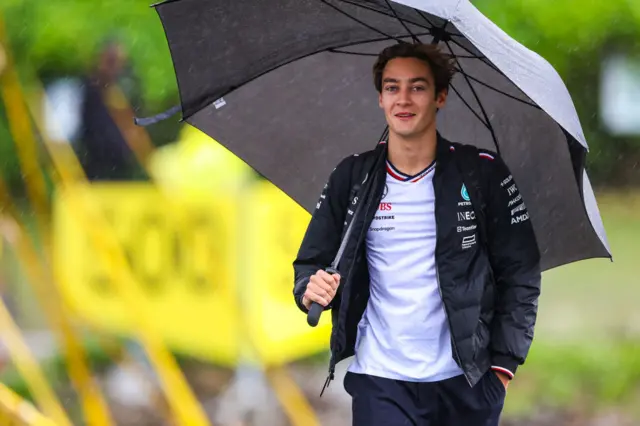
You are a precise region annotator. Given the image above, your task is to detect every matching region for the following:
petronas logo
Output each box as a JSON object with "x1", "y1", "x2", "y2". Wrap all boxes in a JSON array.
[{"x1": 461, "y1": 184, "x2": 470, "y2": 201}]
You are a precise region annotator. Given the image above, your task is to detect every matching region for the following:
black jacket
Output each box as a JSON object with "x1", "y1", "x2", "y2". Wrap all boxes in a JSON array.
[{"x1": 293, "y1": 134, "x2": 541, "y2": 390}]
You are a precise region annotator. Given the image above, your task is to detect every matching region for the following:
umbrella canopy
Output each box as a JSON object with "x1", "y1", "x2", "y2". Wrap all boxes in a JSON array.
[{"x1": 148, "y1": 0, "x2": 611, "y2": 271}]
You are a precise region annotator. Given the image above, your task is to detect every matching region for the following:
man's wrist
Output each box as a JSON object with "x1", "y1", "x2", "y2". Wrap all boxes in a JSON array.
[
  {"x1": 491, "y1": 366, "x2": 514, "y2": 380},
  {"x1": 296, "y1": 293, "x2": 310, "y2": 313}
]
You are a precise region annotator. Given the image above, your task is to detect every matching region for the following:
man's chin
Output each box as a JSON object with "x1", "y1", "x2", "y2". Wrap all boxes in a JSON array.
[
  {"x1": 390, "y1": 129, "x2": 419, "y2": 140},
  {"x1": 388, "y1": 123, "x2": 433, "y2": 141}
]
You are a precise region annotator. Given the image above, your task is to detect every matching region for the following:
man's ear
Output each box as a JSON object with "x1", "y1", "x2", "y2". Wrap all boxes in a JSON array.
[
  {"x1": 378, "y1": 92, "x2": 383, "y2": 109},
  {"x1": 435, "y1": 88, "x2": 448, "y2": 109}
]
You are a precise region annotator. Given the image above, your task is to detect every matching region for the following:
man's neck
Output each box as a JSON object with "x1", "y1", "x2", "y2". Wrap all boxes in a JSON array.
[{"x1": 387, "y1": 129, "x2": 438, "y2": 176}]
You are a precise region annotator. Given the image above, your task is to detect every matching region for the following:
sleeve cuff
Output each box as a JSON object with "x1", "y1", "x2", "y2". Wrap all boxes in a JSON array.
[
  {"x1": 490, "y1": 354, "x2": 520, "y2": 379},
  {"x1": 491, "y1": 366, "x2": 514, "y2": 380},
  {"x1": 294, "y1": 277, "x2": 310, "y2": 313},
  {"x1": 297, "y1": 296, "x2": 309, "y2": 313}
]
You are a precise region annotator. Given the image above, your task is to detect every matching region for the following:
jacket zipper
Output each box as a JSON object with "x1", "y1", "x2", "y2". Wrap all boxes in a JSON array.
[
  {"x1": 320, "y1": 168, "x2": 380, "y2": 397},
  {"x1": 433, "y1": 174, "x2": 473, "y2": 388}
]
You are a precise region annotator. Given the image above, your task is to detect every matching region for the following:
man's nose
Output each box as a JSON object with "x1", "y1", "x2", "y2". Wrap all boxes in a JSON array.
[{"x1": 396, "y1": 88, "x2": 412, "y2": 105}]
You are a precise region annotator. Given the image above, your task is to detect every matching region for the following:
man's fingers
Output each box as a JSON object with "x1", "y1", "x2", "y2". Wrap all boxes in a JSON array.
[
  {"x1": 331, "y1": 273, "x2": 341, "y2": 289},
  {"x1": 308, "y1": 279, "x2": 335, "y2": 300},
  {"x1": 304, "y1": 289, "x2": 329, "y2": 307},
  {"x1": 316, "y1": 269, "x2": 335, "y2": 285},
  {"x1": 304, "y1": 270, "x2": 341, "y2": 310},
  {"x1": 316, "y1": 270, "x2": 341, "y2": 291},
  {"x1": 310, "y1": 275, "x2": 334, "y2": 292}
]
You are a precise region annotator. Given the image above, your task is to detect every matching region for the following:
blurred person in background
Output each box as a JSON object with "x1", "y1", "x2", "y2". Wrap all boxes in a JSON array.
[{"x1": 76, "y1": 38, "x2": 144, "y2": 181}]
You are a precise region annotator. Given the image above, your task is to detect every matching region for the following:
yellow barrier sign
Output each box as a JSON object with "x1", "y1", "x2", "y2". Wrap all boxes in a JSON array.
[
  {"x1": 52, "y1": 181, "x2": 332, "y2": 367},
  {"x1": 53, "y1": 183, "x2": 240, "y2": 367}
]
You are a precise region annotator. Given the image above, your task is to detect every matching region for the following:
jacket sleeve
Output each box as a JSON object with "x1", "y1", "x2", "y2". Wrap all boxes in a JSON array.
[
  {"x1": 483, "y1": 153, "x2": 541, "y2": 379},
  {"x1": 292, "y1": 156, "x2": 352, "y2": 313}
]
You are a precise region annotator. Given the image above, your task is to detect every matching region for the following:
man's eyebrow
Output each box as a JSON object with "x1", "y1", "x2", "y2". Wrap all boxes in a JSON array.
[{"x1": 382, "y1": 77, "x2": 430, "y2": 84}]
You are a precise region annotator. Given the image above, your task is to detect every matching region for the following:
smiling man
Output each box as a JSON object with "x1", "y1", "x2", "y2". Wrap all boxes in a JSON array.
[{"x1": 293, "y1": 43, "x2": 541, "y2": 426}]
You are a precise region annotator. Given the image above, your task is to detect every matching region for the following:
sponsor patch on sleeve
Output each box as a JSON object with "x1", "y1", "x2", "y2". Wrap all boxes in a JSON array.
[{"x1": 501, "y1": 174, "x2": 530, "y2": 225}]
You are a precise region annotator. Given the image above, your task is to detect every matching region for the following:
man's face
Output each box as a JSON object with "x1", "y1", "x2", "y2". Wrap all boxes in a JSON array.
[
  {"x1": 378, "y1": 57, "x2": 447, "y2": 140},
  {"x1": 99, "y1": 45, "x2": 126, "y2": 82}
]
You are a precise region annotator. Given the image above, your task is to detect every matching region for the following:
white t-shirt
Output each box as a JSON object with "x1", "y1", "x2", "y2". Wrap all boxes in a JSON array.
[{"x1": 347, "y1": 160, "x2": 464, "y2": 382}]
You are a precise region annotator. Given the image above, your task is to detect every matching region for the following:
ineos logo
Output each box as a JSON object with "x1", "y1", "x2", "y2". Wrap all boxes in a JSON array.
[{"x1": 457, "y1": 211, "x2": 475, "y2": 221}]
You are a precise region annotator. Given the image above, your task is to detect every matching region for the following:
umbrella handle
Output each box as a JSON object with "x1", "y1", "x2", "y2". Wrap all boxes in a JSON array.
[
  {"x1": 307, "y1": 303, "x2": 323, "y2": 327},
  {"x1": 306, "y1": 267, "x2": 339, "y2": 327}
]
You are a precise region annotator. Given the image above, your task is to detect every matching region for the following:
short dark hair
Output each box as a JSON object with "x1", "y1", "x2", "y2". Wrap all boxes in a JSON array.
[{"x1": 373, "y1": 43, "x2": 456, "y2": 96}]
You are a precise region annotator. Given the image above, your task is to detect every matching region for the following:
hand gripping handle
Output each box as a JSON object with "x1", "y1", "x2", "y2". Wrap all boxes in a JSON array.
[{"x1": 306, "y1": 267, "x2": 339, "y2": 327}]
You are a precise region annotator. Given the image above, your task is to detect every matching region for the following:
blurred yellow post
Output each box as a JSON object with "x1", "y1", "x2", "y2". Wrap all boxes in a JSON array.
[
  {"x1": 0, "y1": 18, "x2": 50, "y2": 245},
  {"x1": 0, "y1": 20, "x2": 116, "y2": 426},
  {"x1": 0, "y1": 177, "x2": 115, "y2": 426},
  {"x1": 106, "y1": 84, "x2": 156, "y2": 170},
  {"x1": 265, "y1": 366, "x2": 321, "y2": 426},
  {"x1": 0, "y1": 383, "x2": 59, "y2": 426},
  {"x1": 0, "y1": 299, "x2": 72, "y2": 426}
]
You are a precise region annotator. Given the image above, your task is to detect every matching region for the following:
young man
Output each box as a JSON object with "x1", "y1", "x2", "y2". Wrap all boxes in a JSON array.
[{"x1": 293, "y1": 43, "x2": 541, "y2": 426}]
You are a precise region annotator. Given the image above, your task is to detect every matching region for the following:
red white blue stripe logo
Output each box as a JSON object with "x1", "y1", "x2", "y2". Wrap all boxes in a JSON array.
[{"x1": 386, "y1": 160, "x2": 436, "y2": 183}]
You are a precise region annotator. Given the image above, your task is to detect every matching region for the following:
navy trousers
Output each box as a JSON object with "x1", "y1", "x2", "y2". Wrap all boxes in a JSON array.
[{"x1": 344, "y1": 371, "x2": 506, "y2": 426}]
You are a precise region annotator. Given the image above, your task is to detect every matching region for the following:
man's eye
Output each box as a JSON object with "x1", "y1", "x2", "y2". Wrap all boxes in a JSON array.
[
  {"x1": 385, "y1": 86, "x2": 398, "y2": 92},
  {"x1": 412, "y1": 86, "x2": 426, "y2": 91}
]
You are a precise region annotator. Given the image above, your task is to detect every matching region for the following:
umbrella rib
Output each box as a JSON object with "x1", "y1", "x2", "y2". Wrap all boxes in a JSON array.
[
  {"x1": 327, "y1": 49, "x2": 379, "y2": 57},
  {"x1": 446, "y1": 41, "x2": 501, "y2": 153},
  {"x1": 449, "y1": 54, "x2": 487, "y2": 59},
  {"x1": 320, "y1": 0, "x2": 407, "y2": 41},
  {"x1": 330, "y1": 51, "x2": 483, "y2": 59},
  {"x1": 447, "y1": 38, "x2": 540, "y2": 109},
  {"x1": 334, "y1": 33, "x2": 431, "y2": 48},
  {"x1": 328, "y1": 48, "x2": 483, "y2": 59},
  {"x1": 449, "y1": 83, "x2": 490, "y2": 129},
  {"x1": 415, "y1": 10, "x2": 437, "y2": 29},
  {"x1": 452, "y1": 68, "x2": 541, "y2": 109},
  {"x1": 446, "y1": 54, "x2": 486, "y2": 59},
  {"x1": 448, "y1": 38, "x2": 505, "y2": 77},
  {"x1": 334, "y1": 0, "x2": 435, "y2": 34},
  {"x1": 383, "y1": 0, "x2": 421, "y2": 43},
  {"x1": 327, "y1": 31, "x2": 432, "y2": 56},
  {"x1": 379, "y1": 126, "x2": 390, "y2": 142}
]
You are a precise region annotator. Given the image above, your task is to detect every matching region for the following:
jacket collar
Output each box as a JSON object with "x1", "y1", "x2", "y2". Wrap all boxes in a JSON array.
[{"x1": 436, "y1": 131, "x2": 454, "y2": 160}]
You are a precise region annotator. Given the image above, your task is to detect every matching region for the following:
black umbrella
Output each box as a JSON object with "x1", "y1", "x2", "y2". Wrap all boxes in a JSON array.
[{"x1": 141, "y1": 0, "x2": 611, "y2": 318}]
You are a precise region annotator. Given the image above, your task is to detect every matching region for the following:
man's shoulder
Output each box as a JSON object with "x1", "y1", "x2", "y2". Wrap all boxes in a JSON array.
[
  {"x1": 449, "y1": 141, "x2": 499, "y2": 163},
  {"x1": 449, "y1": 142, "x2": 510, "y2": 181},
  {"x1": 334, "y1": 143, "x2": 383, "y2": 174}
]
